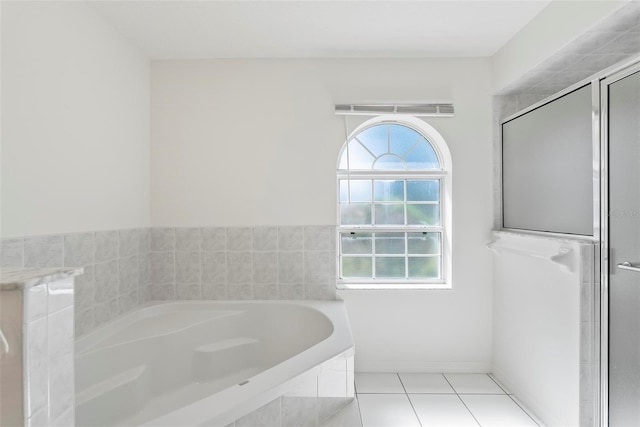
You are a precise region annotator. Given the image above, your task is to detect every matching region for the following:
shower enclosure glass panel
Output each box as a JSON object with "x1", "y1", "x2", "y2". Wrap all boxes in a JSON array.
[{"x1": 607, "y1": 69, "x2": 640, "y2": 427}]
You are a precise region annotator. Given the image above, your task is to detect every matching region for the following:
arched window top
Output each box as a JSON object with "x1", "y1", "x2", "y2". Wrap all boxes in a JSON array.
[{"x1": 338, "y1": 122, "x2": 442, "y2": 171}]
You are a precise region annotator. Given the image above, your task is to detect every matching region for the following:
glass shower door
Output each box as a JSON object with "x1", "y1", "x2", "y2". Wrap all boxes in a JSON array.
[{"x1": 606, "y1": 67, "x2": 640, "y2": 426}]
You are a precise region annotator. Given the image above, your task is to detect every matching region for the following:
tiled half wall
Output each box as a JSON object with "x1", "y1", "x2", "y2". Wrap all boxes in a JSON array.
[{"x1": 1, "y1": 226, "x2": 337, "y2": 337}]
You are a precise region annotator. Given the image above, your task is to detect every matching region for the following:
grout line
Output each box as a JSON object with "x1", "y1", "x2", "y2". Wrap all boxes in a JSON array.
[
  {"x1": 397, "y1": 373, "x2": 423, "y2": 427},
  {"x1": 506, "y1": 394, "x2": 541, "y2": 426},
  {"x1": 442, "y1": 374, "x2": 482, "y2": 427},
  {"x1": 487, "y1": 374, "x2": 540, "y2": 426},
  {"x1": 355, "y1": 395, "x2": 364, "y2": 427},
  {"x1": 487, "y1": 373, "x2": 511, "y2": 395}
]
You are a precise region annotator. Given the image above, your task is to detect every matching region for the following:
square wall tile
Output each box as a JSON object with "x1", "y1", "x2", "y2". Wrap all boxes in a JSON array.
[
  {"x1": 202, "y1": 227, "x2": 226, "y2": 251},
  {"x1": 227, "y1": 227, "x2": 252, "y2": 251},
  {"x1": 119, "y1": 291, "x2": 139, "y2": 313},
  {"x1": 150, "y1": 284, "x2": 176, "y2": 300},
  {"x1": 176, "y1": 284, "x2": 202, "y2": 300},
  {"x1": 304, "y1": 226, "x2": 335, "y2": 251},
  {"x1": 304, "y1": 251, "x2": 335, "y2": 284},
  {"x1": 94, "y1": 260, "x2": 119, "y2": 303},
  {"x1": 119, "y1": 256, "x2": 139, "y2": 294},
  {"x1": 227, "y1": 284, "x2": 253, "y2": 300},
  {"x1": 139, "y1": 228, "x2": 151, "y2": 253},
  {"x1": 74, "y1": 308, "x2": 95, "y2": 337},
  {"x1": 118, "y1": 229, "x2": 139, "y2": 258},
  {"x1": 279, "y1": 285, "x2": 304, "y2": 300},
  {"x1": 253, "y1": 227, "x2": 278, "y2": 251},
  {"x1": 1, "y1": 238, "x2": 24, "y2": 268},
  {"x1": 202, "y1": 252, "x2": 226, "y2": 284},
  {"x1": 151, "y1": 228, "x2": 175, "y2": 251},
  {"x1": 150, "y1": 252, "x2": 175, "y2": 284},
  {"x1": 203, "y1": 283, "x2": 227, "y2": 300},
  {"x1": 63, "y1": 233, "x2": 94, "y2": 267},
  {"x1": 176, "y1": 228, "x2": 201, "y2": 251},
  {"x1": 227, "y1": 252, "x2": 252, "y2": 284},
  {"x1": 279, "y1": 226, "x2": 303, "y2": 251},
  {"x1": 176, "y1": 251, "x2": 201, "y2": 284},
  {"x1": 24, "y1": 235, "x2": 63, "y2": 268},
  {"x1": 253, "y1": 252, "x2": 278, "y2": 284},
  {"x1": 253, "y1": 284, "x2": 278, "y2": 300},
  {"x1": 95, "y1": 231, "x2": 118, "y2": 263},
  {"x1": 94, "y1": 299, "x2": 118, "y2": 325},
  {"x1": 279, "y1": 252, "x2": 303, "y2": 284}
]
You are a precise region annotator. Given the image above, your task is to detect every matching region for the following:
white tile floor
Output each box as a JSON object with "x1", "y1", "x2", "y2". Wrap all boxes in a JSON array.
[{"x1": 323, "y1": 373, "x2": 541, "y2": 427}]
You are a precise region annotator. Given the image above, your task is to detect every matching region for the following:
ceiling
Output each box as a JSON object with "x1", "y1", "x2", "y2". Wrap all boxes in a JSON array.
[{"x1": 89, "y1": 0, "x2": 552, "y2": 59}]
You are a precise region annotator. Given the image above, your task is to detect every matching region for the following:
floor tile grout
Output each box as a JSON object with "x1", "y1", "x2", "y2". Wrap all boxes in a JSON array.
[
  {"x1": 356, "y1": 372, "x2": 541, "y2": 427},
  {"x1": 442, "y1": 373, "x2": 483, "y2": 427},
  {"x1": 396, "y1": 373, "x2": 423, "y2": 427}
]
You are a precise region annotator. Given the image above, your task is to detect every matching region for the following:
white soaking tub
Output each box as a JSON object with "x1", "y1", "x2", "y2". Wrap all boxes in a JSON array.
[{"x1": 75, "y1": 300, "x2": 355, "y2": 427}]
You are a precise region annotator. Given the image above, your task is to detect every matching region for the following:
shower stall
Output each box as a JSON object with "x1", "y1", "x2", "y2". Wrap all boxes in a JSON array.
[{"x1": 601, "y1": 60, "x2": 640, "y2": 427}]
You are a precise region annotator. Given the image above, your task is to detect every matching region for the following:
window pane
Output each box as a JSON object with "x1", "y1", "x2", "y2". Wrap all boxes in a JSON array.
[
  {"x1": 407, "y1": 204, "x2": 439, "y2": 225},
  {"x1": 357, "y1": 125, "x2": 388, "y2": 157},
  {"x1": 346, "y1": 140, "x2": 375, "y2": 169},
  {"x1": 390, "y1": 124, "x2": 422, "y2": 156},
  {"x1": 374, "y1": 180, "x2": 404, "y2": 202},
  {"x1": 341, "y1": 233, "x2": 372, "y2": 254},
  {"x1": 340, "y1": 204, "x2": 371, "y2": 225},
  {"x1": 408, "y1": 257, "x2": 440, "y2": 279},
  {"x1": 375, "y1": 204, "x2": 404, "y2": 225},
  {"x1": 340, "y1": 180, "x2": 372, "y2": 202},
  {"x1": 375, "y1": 232, "x2": 405, "y2": 254},
  {"x1": 408, "y1": 232, "x2": 440, "y2": 255},
  {"x1": 342, "y1": 257, "x2": 372, "y2": 278},
  {"x1": 404, "y1": 141, "x2": 440, "y2": 169},
  {"x1": 376, "y1": 257, "x2": 405, "y2": 278},
  {"x1": 373, "y1": 154, "x2": 405, "y2": 170},
  {"x1": 407, "y1": 180, "x2": 439, "y2": 202}
]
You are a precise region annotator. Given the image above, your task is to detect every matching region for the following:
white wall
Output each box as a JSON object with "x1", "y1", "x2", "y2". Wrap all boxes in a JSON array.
[
  {"x1": 1, "y1": 1, "x2": 150, "y2": 238},
  {"x1": 151, "y1": 59, "x2": 494, "y2": 371},
  {"x1": 491, "y1": 0, "x2": 625, "y2": 93}
]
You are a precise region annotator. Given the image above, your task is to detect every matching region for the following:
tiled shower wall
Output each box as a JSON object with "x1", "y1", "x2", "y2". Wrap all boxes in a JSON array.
[{"x1": 0, "y1": 225, "x2": 336, "y2": 337}]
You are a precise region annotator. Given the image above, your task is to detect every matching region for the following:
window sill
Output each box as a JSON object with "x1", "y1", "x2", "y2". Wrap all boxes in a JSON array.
[{"x1": 336, "y1": 283, "x2": 451, "y2": 290}]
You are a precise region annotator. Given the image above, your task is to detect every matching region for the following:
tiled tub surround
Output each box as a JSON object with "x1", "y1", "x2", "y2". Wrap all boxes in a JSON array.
[
  {"x1": 0, "y1": 225, "x2": 335, "y2": 338},
  {"x1": 1, "y1": 229, "x2": 152, "y2": 337},
  {"x1": 148, "y1": 226, "x2": 336, "y2": 303},
  {"x1": 0, "y1": 268, "x2": 82, "y2": 427},
  {"x1": 224, "y1": 351, "x2": 355, "y2": 427},
  {"x1": 74, "y1": 300, "x2": 353, "y2": 426}
]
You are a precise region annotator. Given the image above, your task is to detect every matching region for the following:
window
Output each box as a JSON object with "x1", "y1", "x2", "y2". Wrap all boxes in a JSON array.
[{"x1": 336, "y1": 116, "x2": 452, "y2": 289}]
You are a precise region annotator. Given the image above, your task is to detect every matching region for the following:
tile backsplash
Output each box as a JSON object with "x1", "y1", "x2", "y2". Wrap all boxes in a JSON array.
[
  {"x1": 148, "y1": 226, "x2": 337, "y2": 303},
  {"x1": 1, "y1": 225, "x2": 337, "y2": 337},
  {"x1": 1, "y1": 228, "x2": 151, "y2": 337}
]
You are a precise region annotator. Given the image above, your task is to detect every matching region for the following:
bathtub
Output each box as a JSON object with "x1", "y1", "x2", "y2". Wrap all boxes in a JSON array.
[{"x1": 75, "y1": 300, "x2": 355, "y2": 426}]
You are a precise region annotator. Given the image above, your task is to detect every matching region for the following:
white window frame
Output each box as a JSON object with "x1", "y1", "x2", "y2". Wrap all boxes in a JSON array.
[{"x1": 336, "y1": 115, "x2": 453, "y2": 290}]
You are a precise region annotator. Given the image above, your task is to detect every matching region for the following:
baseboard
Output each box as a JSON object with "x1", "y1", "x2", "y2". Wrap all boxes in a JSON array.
[{"x1": 355, "y1": 360, "x2": 492, "y2": 373}]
